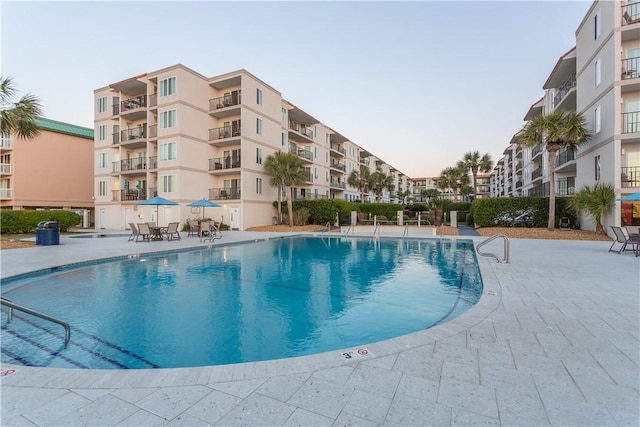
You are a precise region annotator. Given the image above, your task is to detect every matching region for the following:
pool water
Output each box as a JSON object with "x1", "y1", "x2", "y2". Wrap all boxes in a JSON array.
[{"x1": 1, "y1": 236, "x2": 483, "y2": 369}]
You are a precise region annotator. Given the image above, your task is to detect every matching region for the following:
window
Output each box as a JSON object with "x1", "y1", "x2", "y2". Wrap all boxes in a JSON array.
[
  {"x1": 98, "y1": 125, "x2": 107, "y2": 141},
  {"x1": 256, "y1": 88, "x2": 263, "y2": 105},
  {"x1": 256, "y1": 177, "x2": 262, "y2": 194},
  {"x1": 281, "y1": 132, "x2": 286, "y2": 147},
  {"x1": 256, "y1": 147, "x2": 262, "y2": 164},
  {"x1": 159, "y1": 142, "x2": 177, "y2": 160},
  {"x1": 96, "y1": 97, "x2": 108, "y2": 113},
  {"x1": 595, "y1": 57, "x2": 601, "y2": 87},
  {"x1": 594, "y1": 9, "x2": 600, "y2": 40},
  {"x1": 594, "y1": 105, "x2": 601, "y2": 133},
  {"x1": 97, "y1": 153, "x2": 107, "y2": 168},
  {"x1": 256, "y1": 118, "x2": 262, "y2": 135},
  {"x1": 159, "y1": 77, "x2": 176, "y2": 96},
  {"x1": 161, "y1": 175, "x2": 176, "y2": 192},
  {"x1": 0, "y1": 132, "x2": 10, "y2": 148},
  {"x1": 160, "y1": 110, "x2": 176, "y2": 128},
  {"x1": 98, "y1": 181, "x2": 107, "y2": 197},
  {"x1": 281, "y1": 108, "x2": 287, "y2": 123},
  {"x1": 595, "y1": 155, "x2": 601, "y2": 181}
]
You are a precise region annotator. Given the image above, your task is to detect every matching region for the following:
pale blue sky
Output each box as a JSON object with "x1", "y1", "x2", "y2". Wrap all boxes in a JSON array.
[{"x1": 1, "y1": 0, "x2": 591, "y2": 177}]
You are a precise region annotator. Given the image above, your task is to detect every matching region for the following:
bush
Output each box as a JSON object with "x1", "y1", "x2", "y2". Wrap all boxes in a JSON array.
[
  {"x1": 471, "y1": 196, "x2": 577, "y2": 228},
  {"x1": 0, "y1": 209, "x2": 82, "y2": 233}
]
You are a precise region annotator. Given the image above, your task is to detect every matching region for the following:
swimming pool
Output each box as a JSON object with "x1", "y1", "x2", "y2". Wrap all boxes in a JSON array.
[{"x1": 1, "y1": 236, "x2": 483, "y2": 369}]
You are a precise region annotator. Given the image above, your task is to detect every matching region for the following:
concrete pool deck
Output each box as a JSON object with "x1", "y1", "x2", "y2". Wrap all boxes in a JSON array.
[{"x1": 1, "y1": 231, "x2": 638, "y2": 426}]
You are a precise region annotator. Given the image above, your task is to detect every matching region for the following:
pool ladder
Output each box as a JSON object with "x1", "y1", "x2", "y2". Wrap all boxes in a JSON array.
[
  {"x1": 1, "y1": 297, "x2": 71, "y2": 347},
  {"x1": 476, "y1": 233, "x2": 510, "y2": 263}
]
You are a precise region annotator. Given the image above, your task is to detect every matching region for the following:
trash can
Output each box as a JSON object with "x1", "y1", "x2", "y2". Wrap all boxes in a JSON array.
[{"x1": 36, "y1": 221, "x2": 60, "y2": 246}]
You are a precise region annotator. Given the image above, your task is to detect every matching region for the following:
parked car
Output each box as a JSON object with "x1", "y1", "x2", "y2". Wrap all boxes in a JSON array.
[
  {"x1": 512, "y1": 212, "x2": 533, "y2": 227},
  {"x1": 493, "y1": 211, "x2": 534, "y2": 227}
]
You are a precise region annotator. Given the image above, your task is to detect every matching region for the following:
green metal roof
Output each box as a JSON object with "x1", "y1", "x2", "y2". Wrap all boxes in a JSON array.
[{"x1": 34, "y1": 117, "x2": 94, "y2": 140}]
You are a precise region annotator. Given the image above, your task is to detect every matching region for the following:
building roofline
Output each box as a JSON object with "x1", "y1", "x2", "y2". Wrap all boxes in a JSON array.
[{"x1": 35, "y1": 117, "x2": 94, "y2": 140}]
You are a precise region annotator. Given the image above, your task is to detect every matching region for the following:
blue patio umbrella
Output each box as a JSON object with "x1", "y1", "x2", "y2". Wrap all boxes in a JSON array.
[
  {"x1": 616, "y1": 192, "x2": 640, "y2": 202},
  {"x1": 136, "y1": 196, "x2": 179, "y2": 225},
  {"x1": 187, "y1": 198, "x2": 221, "y2": 220}
]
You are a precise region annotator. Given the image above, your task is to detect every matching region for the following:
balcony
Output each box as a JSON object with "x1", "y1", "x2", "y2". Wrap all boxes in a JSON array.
[
  {"x1": 147, "y1": 156, "x2": 157, "y2": 169},
  {"x1": 148, "y1": 124, "x2": 157, "y2": 139},
  {"x1": 622, "y1": 166, "x2": 640, "y2": 188},
  {"x1": 115, "y1": 158, "x2": 148, "y2": 174},
  {"x1": 622, "y1": 2, "x2": 640, "y2": 26},
  {"x1": 115, "y1": 189, "x2": 148, "y2": 202},
  {"x1": 0, "y1": 163, "x2": 12, "y2": 174},
  {"x1": 330, "y1": 143, "x2": 345, "y2": 157},
  {"x1": 209, "y1": 187, "x2": 241, "y2": 200},
  {"x1": 330, "y1": 181, "x2": 346, "y2": 189},
  {"x1": 112, "y1": 132, "x2": 120, "y2": 145},
  {"x1": 208, "y1": 155, "x2": 241, "y2": 173},
  {"x1": 120, "y1": 126, "x2": 147, "y2": 148},
  {"x1": 330, "y1": 161, "x2": 345, "y2": 172},
  {"x1": 289, "y1": 147, "x2": 313, "y2": 162},
  {"x1": 1, "y1": 136, "x2": 11, "y2": 150},
  {"x1": 552, "y1": 74, "x2": 576, "y2": 110},
  {"x1": 209, "y1": 92, "x2": 241, "y2": 118},
  {"x1": 531, "y1": 168, "x2": 543, "y2": 181},
  {"x1": 208, "y1": 125, "x2": 241, "y2": 146},
  {"x1": 360, "y1": 158, "x2": 370, "y2": 167},
  {"x1": 120, "y1": 95, "x2": 147, "y2": 120},
  {"x1": 531, "y1": 145, "x2": 543, "y2": 159},
  {"x1": 288, "y1": 121, "x2": 314, "y2": 142},
  {"x1": 556, "y1": 149, "x2": 576, "y2": 168},
  {"x1": 149, "y1": 93, "x2": 157, "y2": 108},
  {"x1": 622, "y1": 57, "x2": 640, "y2": 80},
  {"x1": 0, "y1": 188, "x2": 12, "y2": 198},
  {"x1": 622, "y1": 111, "x2": 640, "y2": 134}
]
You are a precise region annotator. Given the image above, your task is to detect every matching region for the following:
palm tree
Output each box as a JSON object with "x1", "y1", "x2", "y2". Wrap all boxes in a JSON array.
[
  {"x1": 347, "y1": 166, "x2": 370, "y2": 202},
  {"x1": 459, "y1": 151, "x2": 493, "y2": 199},
  {"x1": 440, "y1": 165, "x2": 468, "y2": 201},
  {"x1": 569, "y1": 182, "x2": 615, "y2": 235},
  {"x1": 264, "y1": 151, "x2": 307, "y2": 227},
  {"x1": 520, "y1": 111, "x2": 591, "y2": 230},
  {"x1": 0, "y1": 76, "x2": 42, "y2": 139},
  {"x1": 368, "y1": 171, "x2": 394, "y2": 203}
]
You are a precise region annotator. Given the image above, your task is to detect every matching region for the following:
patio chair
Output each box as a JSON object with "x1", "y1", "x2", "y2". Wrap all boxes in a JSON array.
[
  {"x1": 128, "y1": 223, "x2": 139, "y2": 242},
  {"x1": 188, "y1": 220, "x2": 200, "y2": 237},
  {"x1": 609, "y1": 226, "x2": 639, "y2": 254},
  {"x1": 199, "y1": 221, "x2": 211, "y2": 242},
  {"x1": 163, "y1": 222, "x2": 181, "y2": 241},
  {"x1": 136, "y1": 223, "x2": 152, "y2": 242}
]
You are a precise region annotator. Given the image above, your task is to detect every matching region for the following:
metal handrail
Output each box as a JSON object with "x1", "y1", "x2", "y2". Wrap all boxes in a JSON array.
[
  {"x1": 1, "y1": 297, "x2": 71, "y2": 346},
  {"x1": 373, "y1": 223, "x2": 380, "y2": 236},
  {"x1": 403, "y1": 223, "x2": 409, "y2": 237},
  {"x1": 476, "y1": 233, "x2": 510, "y2": 263}
]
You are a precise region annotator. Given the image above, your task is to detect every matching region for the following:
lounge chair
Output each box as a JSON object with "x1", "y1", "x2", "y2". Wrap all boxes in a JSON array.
[
  {"x1": 137, "y1": 223, "x2": 152, "y2": 242},
  {"x1": 163, "y1": 222, "x2": 181, "y2": 241},
  {"x1": 609, "y1": 226, "x2": 639, "y2": 254},
  {"x1": 128, "y1": 223, "x2": 139, "y2": 242}
]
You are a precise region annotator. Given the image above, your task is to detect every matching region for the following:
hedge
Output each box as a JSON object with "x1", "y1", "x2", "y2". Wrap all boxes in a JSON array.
[
  {"x1": 0, "y1": 209, "x2": 82, "y2": 233},
  {"x1": 471, "y1": 196, "x2": 577, "y2": 228}
]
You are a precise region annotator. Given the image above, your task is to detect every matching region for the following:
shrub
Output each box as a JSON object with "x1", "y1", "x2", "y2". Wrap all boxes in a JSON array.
[{"x1": 0, "y1": 209, "x2": 82, "y2": 233}]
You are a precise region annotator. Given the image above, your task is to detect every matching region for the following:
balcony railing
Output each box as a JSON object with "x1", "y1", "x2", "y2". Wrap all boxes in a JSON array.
[
  {"x1": 360, "y1": 158, "x2": 370, "y2": 167},
  {"x1": 553, "y1": 74, "x2": 576, "y2": 108},
  {"x1": 289, "y1": 147, "x2": 313, "y2": 161},
  {"x1": 623, "y1": 112, "x2": 640, "y2": 134},
  {"x1": 330, "y1": 143, "x2": 346, "y2": 155},
  {"x1": 115, "y1": 189, "x2": 148, "y2": 201},
  {"x1": 209, "y1": 126, "x2": 241, "y2": 141},
  {"x1": 289, "y1": 193, "x2": 328, "y2": 201},
  {"x1": 0, "y1": 188, "x2": 12, "y2": 198},
  {"x1": 209, "y1": 156, "x2": 241, "y2": 170},
  {"x1": 1, "y1": 137, "x2": 11, "y2": 148},
  {"x1": 121, "y1": 95, "x2": 147, "y2": 113},
  {"x1": 149, "y1": 93, "x2": 157, "y2": 108},
  {"x1": 209, "y1": 187, "x2": 241, "y2": 200},
  {"x1": 113, "y1": 157, "x2": 148, "y2": 173},
  {"x1": 289, "y1": 121, "x2": 313, "y2": 139},
  {"x1": 121, "y1": 125, "x2": 147, "y2": 141},
  {"x1": 531, "y1": 145, "x2": 543, "y2": 157},
  {"x1": 0, "y1": 163, "x2": 12, "y2": 174},
  {"x1": 531, "y1": 168, "x2": 543, "y2": 180},
  {"x1": 622, "y1": 2, "x2": 640, "y2": 25},
  {"x1": 209, "y1": 92, "x2": 242, "y2": 110},
  {"x1": 622, "y1": 56, "x2": 640, "y2": 80},
  {"x1": 622, "y1": 166, "x2": 640, "y2": 188},
  {"x1": 556, "y1": 149, "x2": 576, "y2": 167},
  {"x1": 330, "y1": 181, "x2": 346, "y2": 189},
  {"x1": 148, "y1": 124, "x2": 157, "y2": 139},
  {"x1": 330, "y1": 161, "x2": 346, "y2": 172},
  {"x1": 148, "y1": 156, "x2": 157, "y2": 169}
]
